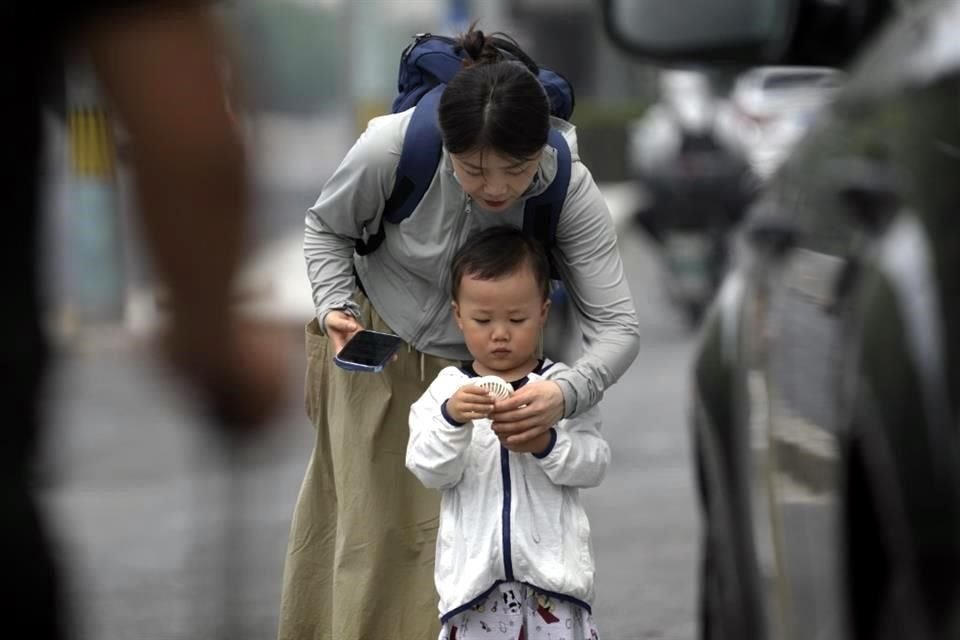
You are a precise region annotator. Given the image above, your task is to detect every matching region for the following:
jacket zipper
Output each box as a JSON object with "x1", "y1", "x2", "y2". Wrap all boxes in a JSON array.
[{"x1": 500, "y1": 445, "x2": 514, "y2": 581}]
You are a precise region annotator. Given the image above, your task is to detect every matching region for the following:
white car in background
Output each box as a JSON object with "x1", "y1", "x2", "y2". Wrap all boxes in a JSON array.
[{"x1": 716, "y1": 66, "x2": 844, "y2": 180}]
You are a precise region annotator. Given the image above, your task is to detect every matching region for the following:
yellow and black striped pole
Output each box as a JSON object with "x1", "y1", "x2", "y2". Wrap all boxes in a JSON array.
[
  {"x1": 64, "y1": 104, "x2": 125, "y2": 325},
  {"x1": 68, "y1": 106, "x2": 116, "y2": 181}
]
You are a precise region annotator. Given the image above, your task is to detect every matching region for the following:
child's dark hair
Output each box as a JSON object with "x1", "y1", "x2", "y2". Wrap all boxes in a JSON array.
[
  {"x1": 438, "y1": 22, "x2": 550, "y2": 160},
  {"x1": 450, "y1": 227, "x2": 551, "y2": 302}
]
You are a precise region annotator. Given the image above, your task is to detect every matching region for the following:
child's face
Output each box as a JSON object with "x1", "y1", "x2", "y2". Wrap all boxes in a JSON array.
[{"x1": 453, "y1": 265, "x2": 549, "y2": 380}]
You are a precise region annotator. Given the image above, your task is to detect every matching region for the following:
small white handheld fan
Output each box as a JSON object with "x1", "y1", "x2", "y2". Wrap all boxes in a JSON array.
[{"x1": 474, "y1": 375, "x2": 513, "y2": 400}]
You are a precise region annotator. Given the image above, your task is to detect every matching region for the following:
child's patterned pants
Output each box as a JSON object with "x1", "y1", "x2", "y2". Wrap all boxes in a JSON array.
[{"x1": 439, "y1": 582, "x2": 600, "y2": 640}]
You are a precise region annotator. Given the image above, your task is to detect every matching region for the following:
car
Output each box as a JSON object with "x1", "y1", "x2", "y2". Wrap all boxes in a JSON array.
[
  {"x1": 714, "y1": 66, "x2": 844, "y2": 180},
  {"x1": 603, "y1": 0, "x2": 960, "y2": 638}
]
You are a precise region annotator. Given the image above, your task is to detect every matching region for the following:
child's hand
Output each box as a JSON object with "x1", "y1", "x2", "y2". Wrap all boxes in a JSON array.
[{"x1": 447, "y1": 385, "x2": 495, "y2": 423}]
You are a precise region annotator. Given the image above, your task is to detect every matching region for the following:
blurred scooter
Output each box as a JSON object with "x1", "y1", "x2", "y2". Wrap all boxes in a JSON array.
[{"x1": 628, "y1": 69, "x2": 756, "y2": 326}]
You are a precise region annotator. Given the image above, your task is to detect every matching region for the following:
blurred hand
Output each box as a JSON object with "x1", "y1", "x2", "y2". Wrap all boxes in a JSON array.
[
  {"x1": 166, "y1": 316, "x2": 291, "y2": 436},
  {"x1": 447, "y1": 385, "x2": 495, "y2": 424},
  {"x1": 490, "y1": 380, "x2": 564, "y2": 447},
  {"x1": 324, "y1": 310, "x2": 363, "y2": 354}
]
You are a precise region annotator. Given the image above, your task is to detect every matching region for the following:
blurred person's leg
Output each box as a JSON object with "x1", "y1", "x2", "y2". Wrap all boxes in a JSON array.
[{"x1": 279, "y1": 294, "x2": 448, "y2": 640}]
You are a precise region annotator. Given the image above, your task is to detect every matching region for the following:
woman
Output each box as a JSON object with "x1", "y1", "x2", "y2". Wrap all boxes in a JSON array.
[{"x1": 278, "y1": 25, "x2": 640, "y2": 640}]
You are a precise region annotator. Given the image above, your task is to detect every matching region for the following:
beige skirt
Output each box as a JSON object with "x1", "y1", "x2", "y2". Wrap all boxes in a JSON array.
[{"x1": 278, "y1": 294, "x2": 458, "y2": 640}]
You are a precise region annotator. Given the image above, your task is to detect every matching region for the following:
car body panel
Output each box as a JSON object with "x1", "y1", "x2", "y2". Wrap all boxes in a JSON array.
[{"x1": 691, "y1": 2, "x2": 960, "y2": 638}]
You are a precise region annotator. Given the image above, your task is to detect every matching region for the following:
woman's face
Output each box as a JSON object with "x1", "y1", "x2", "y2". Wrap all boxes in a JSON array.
[{"x1": 450, "y1": 147, "x2": 542, "y2": 212}]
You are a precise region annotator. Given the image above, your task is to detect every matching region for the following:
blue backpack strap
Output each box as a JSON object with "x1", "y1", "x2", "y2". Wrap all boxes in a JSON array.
[
  {"x1": 523, "y1": 128, "x2": 571, "y2": 280},
  {"x1": 355, "y1": 84, "x2": 445, "y2": 256}
]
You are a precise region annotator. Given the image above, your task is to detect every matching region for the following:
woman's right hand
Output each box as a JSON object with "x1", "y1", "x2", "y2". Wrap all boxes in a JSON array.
[{"x1": 324, "y1": 309, "x2": 364, "y2": 354}]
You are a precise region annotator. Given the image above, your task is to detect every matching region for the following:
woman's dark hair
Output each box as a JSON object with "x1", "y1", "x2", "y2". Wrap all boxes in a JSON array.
[
  {"x1": 450, "y1": 227, "x2": 551, "y2": 302},
  {"x1": 438, "y1": 23, "x2": 550, "y2": 159}
]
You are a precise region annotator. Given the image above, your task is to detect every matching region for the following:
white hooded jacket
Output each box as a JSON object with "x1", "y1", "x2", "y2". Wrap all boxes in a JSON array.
[{"x1": 406, "y1": 360, "x2": 610, "y2": 622}]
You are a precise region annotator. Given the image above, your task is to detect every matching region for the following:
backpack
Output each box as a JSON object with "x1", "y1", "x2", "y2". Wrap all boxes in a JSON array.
[{"x1": 355, "y1": 33, "x2": 575, "y2": 282}]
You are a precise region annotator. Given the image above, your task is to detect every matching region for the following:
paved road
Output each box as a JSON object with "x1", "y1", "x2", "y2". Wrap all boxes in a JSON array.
[
  {"x1": 588, "y1": 226, "x2": 700, "y2": 640},
  {"x1": 38, "y1": 223, "x2": 700, "y2": 640}
]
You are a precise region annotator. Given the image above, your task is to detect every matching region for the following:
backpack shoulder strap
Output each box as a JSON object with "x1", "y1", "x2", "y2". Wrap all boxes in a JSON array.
[
  {"x1": 523, "y1": 128, "x2": 572, "y2": 276},
  {"x1": 355, "y1": 84, "x2": 445, "y2": 256}
]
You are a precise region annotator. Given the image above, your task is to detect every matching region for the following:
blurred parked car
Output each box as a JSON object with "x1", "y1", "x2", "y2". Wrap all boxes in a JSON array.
[
  {"x1": 604, "y1": 0, "x2": 960, "y2": 639},
  {"x1": 628, "y1": 69, "x2": 756, "y2": 324},
  {"x1": 715, "y1": 66, "x2": 844, "y2": 180}
]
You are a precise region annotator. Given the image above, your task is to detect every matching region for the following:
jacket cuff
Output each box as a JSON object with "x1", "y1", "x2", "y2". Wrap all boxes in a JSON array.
[
  {"x1": 533, "y1": 428, "x2": 558, "y2": 459},
  {"x1": 555, "y1": 379, "x2": 575, "y2": 419},
  {"x1": 440, "y1": 400, "x2": 466, "y2": 427}
]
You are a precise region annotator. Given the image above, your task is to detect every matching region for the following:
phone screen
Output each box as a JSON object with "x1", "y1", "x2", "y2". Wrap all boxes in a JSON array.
[{"x1": 336, "y1": 330, "x2": 403, "y2": 368}]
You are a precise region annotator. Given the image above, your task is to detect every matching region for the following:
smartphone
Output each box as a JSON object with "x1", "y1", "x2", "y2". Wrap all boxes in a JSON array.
[{"x1": 334, "y1": 329, "x2": 404, "y2": 373}]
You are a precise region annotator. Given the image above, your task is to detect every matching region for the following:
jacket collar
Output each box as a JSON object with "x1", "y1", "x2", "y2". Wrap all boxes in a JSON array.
[{"x1": 459, "y1": 359, "x2": 553, "y2": 389}]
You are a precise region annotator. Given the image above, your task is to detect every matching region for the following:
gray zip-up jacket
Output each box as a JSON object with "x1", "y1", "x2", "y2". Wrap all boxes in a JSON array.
[{"x1": 304, "y1": 109, "x2": 640, "y2": 417}]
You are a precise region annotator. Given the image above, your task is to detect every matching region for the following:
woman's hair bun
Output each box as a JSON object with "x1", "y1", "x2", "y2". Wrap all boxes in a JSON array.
[
  {"x1": 460, "y1": 28, "x2": 486, "y2": 62},
  {"x1": 456, "y1": 21, "x2": 539, "y2": 74}
]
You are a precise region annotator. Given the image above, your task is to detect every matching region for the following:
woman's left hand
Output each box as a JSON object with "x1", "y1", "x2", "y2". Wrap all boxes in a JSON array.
[{"x1": 490, "y1": 380, "x2": 565, "y2": 448}]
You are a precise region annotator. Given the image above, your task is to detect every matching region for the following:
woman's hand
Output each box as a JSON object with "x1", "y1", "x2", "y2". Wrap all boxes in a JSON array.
[
  {"x1": 490, "y1": 380, "x2": 564, "y2": 448},
  {"x1": 446, "y1": 386, "x2": 495, "y2": 424},
  {"x1": 324, "y1": 309, "x2": 363, "y2": 354}
]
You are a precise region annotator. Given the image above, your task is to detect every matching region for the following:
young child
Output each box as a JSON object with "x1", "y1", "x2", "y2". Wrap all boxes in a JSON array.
[{"x1": 407, "y1": 226, "x2": 609, "y2": 640}]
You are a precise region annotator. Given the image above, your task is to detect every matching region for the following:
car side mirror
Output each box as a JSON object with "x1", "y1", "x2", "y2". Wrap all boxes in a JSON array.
[
  {"x1": 600, "y1": 0, "x2": 794, "y2": 65},
  {"x1": 600, "y1": 0, "x2": 892, "y2": 68}
]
